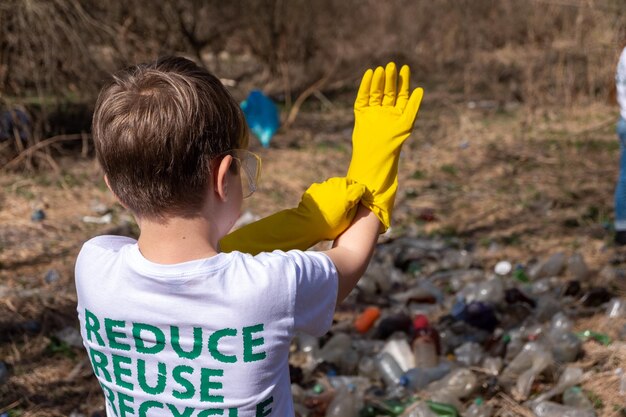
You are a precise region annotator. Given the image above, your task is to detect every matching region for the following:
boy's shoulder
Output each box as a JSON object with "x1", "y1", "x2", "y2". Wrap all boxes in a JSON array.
[
  {"x1": 251, "y1": 249, "x2": 334, "y2": 270},
  {"x1": 80, "y1": 234, "x2": 136, "y2": 253}
]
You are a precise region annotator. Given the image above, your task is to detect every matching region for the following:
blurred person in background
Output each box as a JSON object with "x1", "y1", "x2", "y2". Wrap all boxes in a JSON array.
[{"x1": 615, "y1": 43, "x2": 626, "y2": 245}]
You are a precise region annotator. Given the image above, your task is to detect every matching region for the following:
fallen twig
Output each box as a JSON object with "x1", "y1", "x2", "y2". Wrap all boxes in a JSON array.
[{"x1": 1, "y1": 134, "x2": 89, "y2": 171}]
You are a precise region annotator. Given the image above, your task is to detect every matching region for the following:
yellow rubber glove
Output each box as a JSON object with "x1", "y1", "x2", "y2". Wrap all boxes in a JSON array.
[
  {"x1": 219, "y1": 177, "x2": 366, "y2": 255},
  {"x1": 347, "y1": 63, "x2": 424, "y2": 231}
]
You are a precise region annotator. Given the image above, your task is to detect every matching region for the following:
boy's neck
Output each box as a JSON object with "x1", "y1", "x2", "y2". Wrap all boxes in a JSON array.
[{"x1": 136, "y1": 216, "x2": 220, "y2": 264}]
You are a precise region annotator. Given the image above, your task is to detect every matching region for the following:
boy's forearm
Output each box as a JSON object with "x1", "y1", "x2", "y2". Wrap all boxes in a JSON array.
[
  {"x1": 219, "y1": 178, "x2": 365, "y2": 255},
  {"x1": 324, "y1": 205, "x2": 381, "y2": 303}
]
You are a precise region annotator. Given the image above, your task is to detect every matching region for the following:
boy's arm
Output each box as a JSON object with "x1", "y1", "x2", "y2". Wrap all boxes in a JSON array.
[
  {"x1": 219, "y1": 177, "x2": 365, "y2": 254},
  {"x1": 323, "y1": 205, "x2": 381, "y2": 303}
]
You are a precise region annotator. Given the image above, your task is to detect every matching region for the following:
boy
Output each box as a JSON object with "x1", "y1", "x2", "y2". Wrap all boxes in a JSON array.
[{"x1": 76, "y1": 56, "x2": 422, "y2": 416}]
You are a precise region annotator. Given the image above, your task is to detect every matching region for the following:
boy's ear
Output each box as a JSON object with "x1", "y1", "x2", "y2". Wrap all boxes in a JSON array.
[
  {"x1": 214, "y1": 155, "x2": 233, "y2": 202},
  {"x1": 103, "y1": 174, "x2": 129, "y2": 209}
]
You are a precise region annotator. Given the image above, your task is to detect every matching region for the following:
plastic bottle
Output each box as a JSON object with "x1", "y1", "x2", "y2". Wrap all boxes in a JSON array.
[
  {"x1": 413, "y1": 333, "x2": 438, "y2": 368},
  {"x1": 532, "y1": 401, "x2": 595, "y2": 417},
  {"x1": 324, "y1": 385, "x2": 361, "y2": 417},
  {"x1": 296, "y1": 332, "x2": 319, "y2": 357},
  {"x1": 567, "y1": 253, "x2": 589, "y2": 281},
  {"x1": 375, "y1": 313, "x2": 413, "y2": 339},
  {"x1": 547, "y1": 313, "x2": 581, "y2": 363},
  {"x1": 550, "y1": 332, "x2": 581, "y2": 363},
  {"x1": 375, "y1": 352, "x2": 404, "y2": 387},
  {"x1": 354, "y1": 306, "x2": 381, "y2": 334},
  {"x1": 427, "y1": 369, "x2": 478, "y2": 407},
  {"x1": 580, "y1": 287, "x2": 613, "y2": 307},
  {"x1": 383, "y1": 337, "x2": 416, "y2": 371},
  {"x1": 529, "y1": 252, "x2": 565, "y2": 280},
  {"x1": 426, "y1": 400, "x2": 458, "y2": 417},
  {"x1": 606, "y1": 298, "x2": 626, "y2": 318},
  {"x1": 549, "y1": 312, "x2": 573, "y2": 335},
  {"x1": 531, "y1": 367, "x2": 583, "y2": 404},
  {"x1": 504, "y1": 288, "x2": 536, "y2": 307},
  {"x1": 400, "y1": 361, "x2": 453, "y2": 391},
  {"x1": 481, "y1": 357, "x2": 503, "y2": 376},
  {"x1": 458, "y1": 278, "x2": 504, "y2": 304},
  {"x1": 562, "y1": 387, "x2": 593, "y2": 409},
  {"x1": 501, "y1": 342, "x2": 546, "y2": 384},
  {"x1": 534, "y1": 294, "x2": 562, "y2": 323},
  {"x1": 318, "y1": 333, "x2": 351, "y2": 364},
  {"x1": 404, "y1": 402, "x2": 439, "y2": 417},
  {"x1": 457, "y1": 301, "x2": 499, "y2": 332},
  {"x1": 515, "y1": 346, "x2": 553, "y2": 399},
  {"x1": 453, "y1": 342, "x2": 484, "y2": 366},
  {"x1": 358, "y1": 355, "x2": 378, "y2": 379},
  {"x1": 318, "y1": 333, "x2": 359, "y2": 373},
  {"x1": 465, "y1": 398, "x2": 493, "y2": 417}
]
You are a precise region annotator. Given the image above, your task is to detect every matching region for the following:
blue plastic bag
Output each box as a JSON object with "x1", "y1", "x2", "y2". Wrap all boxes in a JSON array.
[{"x1": 240, "y1": 90, "x2": 280, "y2": 148}]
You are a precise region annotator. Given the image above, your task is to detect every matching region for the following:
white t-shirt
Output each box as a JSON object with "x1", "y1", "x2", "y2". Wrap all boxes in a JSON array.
[
  {"x1": 617, "y1": 47, "x2": 626, "y2": 120},
  {"x1": 75, "y1": 235, "x2": 338, "y2": 417}
]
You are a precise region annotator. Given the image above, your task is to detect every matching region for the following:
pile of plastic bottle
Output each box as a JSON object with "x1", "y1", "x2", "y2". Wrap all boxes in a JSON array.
[{"x1": 288, "y1": 238, "x2": 626, "y2": 417}]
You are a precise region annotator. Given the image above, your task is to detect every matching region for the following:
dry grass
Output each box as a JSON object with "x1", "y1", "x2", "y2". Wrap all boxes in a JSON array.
[{"x1": 1, "y1": 100, "x2": 625, "y2": 415}]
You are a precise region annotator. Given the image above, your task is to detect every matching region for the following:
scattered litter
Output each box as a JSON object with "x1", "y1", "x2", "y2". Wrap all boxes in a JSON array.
[
  {"x1": 44, "y1": 269, "x2": 60, "y2": 284},
  {"x1": 241, "y1": 90, "x2": 280, "y2": 148},
  {"x1": 285, "y1": 238, "x2": 624, "y2": 416},
  {"x1": 82, "y1": 213, "x2": 113, "y2": 224},
  {"x1": 31, "y1": 208, "x2": 45, "y2": 222}
]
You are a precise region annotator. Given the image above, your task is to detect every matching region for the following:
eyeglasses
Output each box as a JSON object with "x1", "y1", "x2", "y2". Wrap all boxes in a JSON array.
[{"x1": 218, "y1": 149, "x2": 261, "y2": 198}]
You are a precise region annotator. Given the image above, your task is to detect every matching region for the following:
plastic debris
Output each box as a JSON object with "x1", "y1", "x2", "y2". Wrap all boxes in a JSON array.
[
  {"x1": 82, "y1": 213, "x2": 113, "y2": 224},
  {"x1": 240, "y1": 90, "x2": 280, "y2": 147},
  {"x1": 494, "y1": 261, "x2": 512, "y2": 276},
  {"x1": 44, "y1": 269, "x2": 61, "y2": 284},
  {"x1": 576, "y1": 330, "x2": 611, "y2": 346},
  {"x1": 55, "y1": 326, "x2": 84, "y2": 348},
  {"x1": 354, "y1": 306, "x2": 381, "y2": 334},
  {"x1": 31, "y1": 208, "x2": 45, "y2": 222}
]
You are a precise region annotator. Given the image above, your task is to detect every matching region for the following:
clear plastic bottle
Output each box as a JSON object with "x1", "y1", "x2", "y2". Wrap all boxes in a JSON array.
[
  {"x1": 383, "y1": 337, "x2": 416, "y2": 372},
  {"x1": 532, "y1": 401, "x2": 596, "y2": 417},
  {"x1": 400, "y1": 360, "x2": 453, "y2": 391},
  {"x1": 413, "y1": 333, "x2": 439, "y2": 368},
  {"x1": 531, "y1": 367, "x2": 583, "y2": 404},
  {"x1": 529, "y1": 252, "x2": 565, "y2": 280},
  {"x1": 516, "y1": 347, "x2": 553, "y2": 399},
  {"x1": 459, "y1": 278, "x2": 504, "y2": 304},
  {"x1": 567, "y1": 253, "x2": 589, "y2": 281},
  {"x1": 481, "y1": 357, "x2": 503, "y2": 376},
  {"x1": 562, "y1": 387, "x2": 593, "y2": 410},
  {"x1": 465, "y1": 398, "x2": 494, "y2": 417},
  {"x1": 404, "y1": 402, "x2": 439, "y2": 417},
  {"x1": 606, "y1": 298, "x2": 626, "y2": 318},
  {"x1": 318, "y1": 333, "x2": 351, "y2": 364},
  {"x1": 375, "y1": 352, "x2": 404, "y2": 387},
  {"x1": 550, "y1": 331, "x2": 581, "y2": 363},
  {"x1": 454, "y1": 342, "x2": 484, "y2": 366},
  {"x1": 325, "y1": 385, "x2": 361, "y2": 417},
  {"x1": 427, "y1": 368, "x2": 478, "y2": 407},
  {"x1": 358, "y1": 355, "x2": 378, "y2": 379}
]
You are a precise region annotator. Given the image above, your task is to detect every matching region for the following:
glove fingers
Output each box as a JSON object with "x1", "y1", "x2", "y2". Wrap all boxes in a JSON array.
[
  {"x1": 369, "y1": 66, "x2": 385, "y2": 106},
  {"x1": 396, "y1": 65, "x2": 411, "y2": 110},
  {"x1": 355, "y1": 69, "x2": 373, "y2": 110},
  {"x1": 382, "y1": 62, "x2": 397, "y2": 107},
  {"x1": 403, "y1": 87, "x2": 424, "y2": 125}
]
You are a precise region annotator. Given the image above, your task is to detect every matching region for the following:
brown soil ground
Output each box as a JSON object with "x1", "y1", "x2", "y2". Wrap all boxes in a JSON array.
[{"x1": 1, "y1": 100, "x2": 625, "y2": 416}]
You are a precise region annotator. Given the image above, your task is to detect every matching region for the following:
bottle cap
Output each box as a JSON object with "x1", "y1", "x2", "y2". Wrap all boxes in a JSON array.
[{"x1": 413, "y1": 314, "x2": 430, "y2": 330}]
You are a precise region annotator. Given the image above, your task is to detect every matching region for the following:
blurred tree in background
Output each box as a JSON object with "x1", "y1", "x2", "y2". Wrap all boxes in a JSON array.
[{"x1": 0, "y1": 0, "x2": 624, "y2": 139}]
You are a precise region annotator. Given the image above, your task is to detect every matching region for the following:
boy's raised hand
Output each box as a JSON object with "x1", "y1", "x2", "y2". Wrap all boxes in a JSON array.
[
  {"x1": 219, "y1": 177, "x2": 365, "y2": 254},
  {"x1": 347, "y1": 63, "x2": 424, "y2": 231}
]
